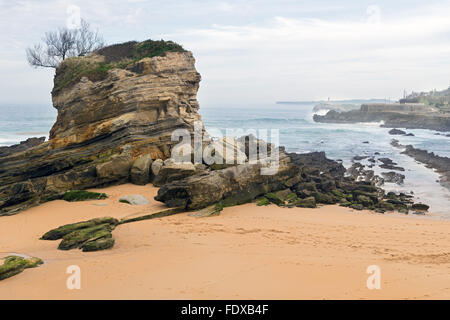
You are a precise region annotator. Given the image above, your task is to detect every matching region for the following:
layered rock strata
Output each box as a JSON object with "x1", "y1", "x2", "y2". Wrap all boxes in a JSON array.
[{"x1": 0, "y1": 40, "x2": 202, "y2": 215}]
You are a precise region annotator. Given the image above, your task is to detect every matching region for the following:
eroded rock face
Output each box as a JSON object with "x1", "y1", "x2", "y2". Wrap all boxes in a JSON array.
[{"x1": 0, "y1": 41, "x2": 202, "y2": 216}]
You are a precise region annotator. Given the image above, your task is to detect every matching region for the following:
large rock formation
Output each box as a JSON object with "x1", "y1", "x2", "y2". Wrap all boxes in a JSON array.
[
  {"x1": 313, "y1": 104, "x2": 450, "y2": 131},
  {"x1": 0, "y1": 40, "x2": 203, "y2": 215}
]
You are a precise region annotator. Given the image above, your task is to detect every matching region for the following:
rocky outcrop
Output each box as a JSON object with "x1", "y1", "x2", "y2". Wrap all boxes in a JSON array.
[
  {"x1": 391, "y1": 140, "x2": 450, "y2": 190},
  {"x1": 0, "y1": 137, "x2": 45, "y2": 158},
  {"x1": 155, "y1": 149, "x2": 424, "y2": 214},
  {"x1": 313, "y1": 108, "x2": 450, "y2": 132},
  {"x1": 0, "y1": 40, "x2": 203, "y2": 216}
]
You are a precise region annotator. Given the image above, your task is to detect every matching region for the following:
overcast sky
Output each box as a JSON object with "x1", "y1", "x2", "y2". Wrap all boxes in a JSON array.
[{"x1": 0, "y1": 0, "x2": 449, "y2": 108}]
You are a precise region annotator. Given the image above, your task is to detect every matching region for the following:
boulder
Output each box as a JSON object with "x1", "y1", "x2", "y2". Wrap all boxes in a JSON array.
[
  {"x1": 295, "y1": 197, "x2": 316, "y2": 208},
  {"x1": 151, "y1": 159, "x2": 164, "y2": 179},
  {"x1": 152, "y1": 161, "x2": 197, "y2": 187},
  {"x1": 381, "y1": 171, "x2": 405, "y2": 185},
  {"x1": 119, "y1": 194, "x2": 150, "y2": 205},
  {"x1": 95, "y1": 152, "x2": 133, "y2": 183},
  {"x1": 411, "y1": 203, "x2": 430, "y2": 212},
  {"x1": 389, "y1": 129, "x2": 407, "y2": 135},
  {"x1": 130, "y1": 154, "x2": 153, "y2": 185}
]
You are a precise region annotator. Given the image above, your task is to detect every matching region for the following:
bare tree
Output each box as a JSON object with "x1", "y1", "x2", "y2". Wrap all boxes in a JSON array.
[{"x1": 26, "y1": 19, "x2": 105, "y2": 69}]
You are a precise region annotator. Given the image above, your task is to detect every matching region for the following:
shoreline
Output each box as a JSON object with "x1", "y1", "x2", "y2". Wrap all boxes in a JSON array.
[{"x1": 1, "y1": 183, "x2": 449, "y2": 299}]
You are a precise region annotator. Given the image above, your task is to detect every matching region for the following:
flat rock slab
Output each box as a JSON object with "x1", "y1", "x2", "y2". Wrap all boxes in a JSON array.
[{"x1": 119, "y1": 195, "x2": 150, "y2": 205}]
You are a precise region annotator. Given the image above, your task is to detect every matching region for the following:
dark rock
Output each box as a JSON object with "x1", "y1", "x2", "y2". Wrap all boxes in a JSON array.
[
  {"x1": 411, "y1": 203, "x2": 430, "y2": 212},
  {"x1": 389, "y1": 129, "x2": 407, "y2": 135},
  {"x1": 295, "y1": 197, "x2": 316, "y2": 208},
  {"x1": 265, "y1": 193, "x2": 284, "y2": 205},
  {"x1": 62, "y1": 190, "x2": 108, "y2": 202},
  {"x1": 381, "y1": 171, "x2": 405, "y2": 185},
  {"x1": 353, "y1": 156, "x2": 369, "y2": 161},
  {"x1": 40, "y1": 217, "x2": 119, "y2": 240},
  {"x1": 313, "y1": 106, "x2": 450, "y2": 131}
]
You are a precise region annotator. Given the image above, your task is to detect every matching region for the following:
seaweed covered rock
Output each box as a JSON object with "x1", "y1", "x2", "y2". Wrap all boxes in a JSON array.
[
  {"x1": 0, "y1": 256, "x2": 43, "y2": 281},
  {"x1": 41, "y1": 217, "x2": 118, "y2": 252},
  {"x1": 41, "y1": 217, "x2": 118, "y2": 240},
  {"x1": 63, "y1": 190, "x2": 108, "y2": 202},
  {"x1": 58, "y1": 223, "x2": 114, "y2": 250},
  {"x1": 155, "y1": 151, "x2": 296, "y2": 209},
  {"x1": 295, "y1": 197, "x2": 316, "y2": 208}
]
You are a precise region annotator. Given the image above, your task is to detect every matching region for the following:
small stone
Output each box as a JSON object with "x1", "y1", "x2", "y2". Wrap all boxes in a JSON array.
[{"x1": 119, "y1": 194, "x2": 150, "y2": 205}]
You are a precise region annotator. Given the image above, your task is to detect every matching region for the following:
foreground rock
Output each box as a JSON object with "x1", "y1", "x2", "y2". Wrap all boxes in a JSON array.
[
  {"x1": 41, "y1": 217, "x2": 119, "y2": 252},
  {"x1": 0, "y1": 256, "x2": 43, "y2": 281},
  {"x1": 155, "y1": 150, "x2": 425, "y2": 214},
  {"x1": 0, "y1": 40, "x2": 203, "y2": 216}
]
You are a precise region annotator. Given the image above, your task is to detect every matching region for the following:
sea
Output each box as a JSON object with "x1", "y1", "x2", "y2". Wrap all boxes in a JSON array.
[{"x1": 1, "y1": 103, "x2": 449, "y2": 218}]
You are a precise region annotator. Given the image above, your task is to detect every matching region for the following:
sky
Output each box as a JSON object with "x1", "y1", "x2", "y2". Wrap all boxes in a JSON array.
[{"x1": 0, "y1": 0, "x2": 449, "y2": 108}]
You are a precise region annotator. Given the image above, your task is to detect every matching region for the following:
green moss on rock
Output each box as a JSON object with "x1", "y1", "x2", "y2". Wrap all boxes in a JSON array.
[
  {"x1": 63, "y1": 190, "x2": 107, "y2": 202},
  {"x1": 41, "y1": 217, "x2": 118, "y2": 240},
  {"x1": 257, "y1": 198, "x2": 270, "y2": 206},
  {"x1": 0, "y1": 256, "x2": 43, "y2": 281},
  {"x1": 295, "y1": 197, "x2": 317, "y2": 208},
  {"x1": 81, "y1": 237, "x2": 115, "y2": 252},
  {"x1": 58, "y1": 223, "x2": 114, "y2": 250},
  {"x1": 265, "y1": 193, "x2": 284, "y2": 206}
]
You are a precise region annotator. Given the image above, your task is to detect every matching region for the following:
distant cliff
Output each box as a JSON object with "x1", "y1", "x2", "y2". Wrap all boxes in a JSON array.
[
  {"x1": 0, "y1": 40, "x2": 203, "y2": 215},
  {"x1": 313, "y1": 103, "x2": 450, "y2": 131}
]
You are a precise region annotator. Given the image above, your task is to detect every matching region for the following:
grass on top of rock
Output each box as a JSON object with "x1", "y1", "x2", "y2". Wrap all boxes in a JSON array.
[
  {"x1": 0, "y1": 256, "x2": 43, "y2": 281},
  {"x1": 63, "y1": 190, "x2": 108, "y2": 202},
  {"x1": 53, "y1": 39, "x2": 186, "y2": 93}
]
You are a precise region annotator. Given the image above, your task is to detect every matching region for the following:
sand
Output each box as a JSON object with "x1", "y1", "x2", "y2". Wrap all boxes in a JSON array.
[{"x1": 0, "y1": 183, "x2": 449, "y2": 299}]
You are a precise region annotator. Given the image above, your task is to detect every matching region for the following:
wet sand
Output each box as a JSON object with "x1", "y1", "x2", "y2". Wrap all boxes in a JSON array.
[{"x1": 0, "y1": 183, "x2": 449, "y2": 299}]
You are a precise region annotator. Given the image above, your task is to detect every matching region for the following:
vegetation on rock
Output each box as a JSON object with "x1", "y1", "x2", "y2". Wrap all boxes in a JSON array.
[
  {"x1": 0, "y1": 256, "x2": 43, "y2": 281},
  {"x1": 41, "y1": 217, "x2": 118, "y2": 252},
  {"x1": 54, "y1": 39, "x2": 186, "y2": 93},
  {"x1": 63, "y1": 190, "x2": 107, "y2": 202}
]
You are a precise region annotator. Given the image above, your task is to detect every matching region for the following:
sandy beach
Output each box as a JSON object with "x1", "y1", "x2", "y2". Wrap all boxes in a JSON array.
[{"x1": 0, "y1": 183, "x2": 449, "y2": 299}]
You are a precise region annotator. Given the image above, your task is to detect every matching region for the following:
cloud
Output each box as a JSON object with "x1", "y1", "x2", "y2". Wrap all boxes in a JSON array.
[
  {"x1": 0, "y1": 1, "x2": 450, "y2": 106},
  {"x1": 162, "y1": 3, "x2": 450, "y2": 104}
]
